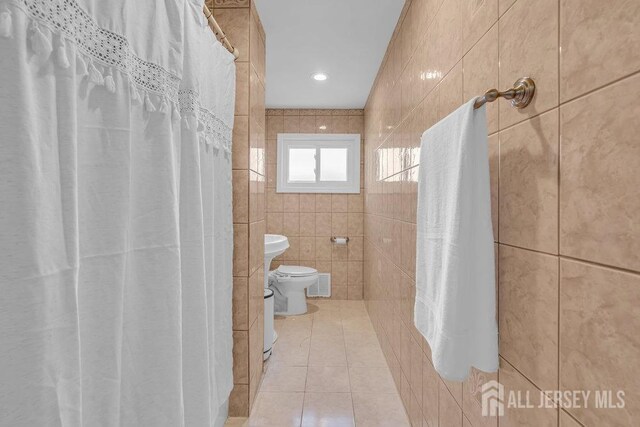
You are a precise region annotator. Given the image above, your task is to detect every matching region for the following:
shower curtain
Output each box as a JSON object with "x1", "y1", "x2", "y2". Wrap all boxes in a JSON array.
[{"x1": 0, "y1": 0, "x2": 235, "y2": 425}]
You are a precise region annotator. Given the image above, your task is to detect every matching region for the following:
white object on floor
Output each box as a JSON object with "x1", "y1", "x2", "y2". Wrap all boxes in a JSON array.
[
  {"x1": 269, "y1": 265, "x2": 319, "y2": 315},
  {"x1": 263, "y1": 288, "x2": 274, "y2": 360},
  {"x1": 414, "y1": 98, "x2": 498, "y2": 381}
]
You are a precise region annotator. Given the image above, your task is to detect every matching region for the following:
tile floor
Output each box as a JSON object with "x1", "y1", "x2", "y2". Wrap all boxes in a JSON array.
[{"x1": 225, "y1": 300, "x2": 410, "y2": 427}]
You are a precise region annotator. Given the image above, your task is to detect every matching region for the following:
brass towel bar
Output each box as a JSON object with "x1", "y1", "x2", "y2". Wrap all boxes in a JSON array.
[{"x1": 474, "y1": 77, "x2": 536, "y2": 109}]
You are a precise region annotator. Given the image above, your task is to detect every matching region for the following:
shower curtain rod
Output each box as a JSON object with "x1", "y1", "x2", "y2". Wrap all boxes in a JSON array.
[{"x1": 203, "y1": 5, "x2": 240, "y2": 60}]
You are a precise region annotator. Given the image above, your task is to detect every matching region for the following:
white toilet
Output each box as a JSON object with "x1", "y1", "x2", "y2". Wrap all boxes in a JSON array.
[
  {"x1": 269, "y1": 265, "x2": 319, "y2": 315},
  {"x1": 264, "y1": 234, "x2": 318, "y2": 317}
]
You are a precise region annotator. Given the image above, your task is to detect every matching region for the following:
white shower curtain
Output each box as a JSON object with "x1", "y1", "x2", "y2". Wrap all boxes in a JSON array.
[{"x1": 0, "y1": 0, "x2": 235, "y2": 425}]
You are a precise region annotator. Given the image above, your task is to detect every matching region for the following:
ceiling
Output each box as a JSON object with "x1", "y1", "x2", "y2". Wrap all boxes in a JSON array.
[{"x1": 253, "y1": 0, "x2": 405, "y2": 109}]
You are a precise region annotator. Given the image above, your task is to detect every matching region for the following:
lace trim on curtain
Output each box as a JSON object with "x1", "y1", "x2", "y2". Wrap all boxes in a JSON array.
[
  {"x1": 2, "y1": 0, "x2": 233, "y2": 153},
  {"x1": 179, "y1": 90, "x2": 232, "y2": 154},
  {"x1": 11, "y1": 0, "x2": 181, "y2": 101}
]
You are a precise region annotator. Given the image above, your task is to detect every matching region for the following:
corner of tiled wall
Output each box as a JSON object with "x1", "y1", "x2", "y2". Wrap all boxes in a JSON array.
[
  {"x1": 210, "y1": 0, "x2": 266, "y2": 417},
  {"x1": 364, "y1": 0, "x2": 640, "y2": 426},
  {"x1": 264, "y1": 109, "x2": 366, "y2": 300}
]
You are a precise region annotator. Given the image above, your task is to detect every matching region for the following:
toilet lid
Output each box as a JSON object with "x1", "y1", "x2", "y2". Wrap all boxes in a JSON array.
[{"x1": 275, "y1": 265, "x2": 317, "y2": 277}]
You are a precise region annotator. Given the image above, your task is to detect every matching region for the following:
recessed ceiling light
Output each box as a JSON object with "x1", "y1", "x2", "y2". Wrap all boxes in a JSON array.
[{"x1": 312, "y1": 73, "x2": 328, "y2": 81}]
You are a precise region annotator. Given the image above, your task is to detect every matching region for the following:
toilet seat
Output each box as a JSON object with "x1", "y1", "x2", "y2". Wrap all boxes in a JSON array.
[{"x1": 274, "y1": 265, "x2": 317, "y2": 278}]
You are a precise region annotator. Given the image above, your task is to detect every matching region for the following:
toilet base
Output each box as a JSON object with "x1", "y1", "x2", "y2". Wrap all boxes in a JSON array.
[{"x1": 274, "y1": 288, "x2": 308, "y2": 316}]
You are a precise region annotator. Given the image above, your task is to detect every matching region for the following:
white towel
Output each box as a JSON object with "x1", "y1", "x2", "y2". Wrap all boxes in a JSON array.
[{"x1": 414, "y1": 98, "x2": 498, "y2": 381}]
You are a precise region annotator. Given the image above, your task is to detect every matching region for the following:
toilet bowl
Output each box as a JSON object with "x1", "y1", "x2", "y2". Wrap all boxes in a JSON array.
[{"x1": 269, "y1": 265, "x2": 318, "y2": 315}]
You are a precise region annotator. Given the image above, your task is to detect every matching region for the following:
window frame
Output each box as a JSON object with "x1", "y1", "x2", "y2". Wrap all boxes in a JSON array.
[{"x1": 276, "y1": 133, "x2": 361, "y2": 194}]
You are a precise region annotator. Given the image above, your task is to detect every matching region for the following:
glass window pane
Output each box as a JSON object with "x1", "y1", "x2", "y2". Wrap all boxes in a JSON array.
[
  {"x1": 320, "y1": 148, "x2": 348, "y2": 181},
  {"x1": 288, "y1": 148, "x2": 316, "y2": 182}
]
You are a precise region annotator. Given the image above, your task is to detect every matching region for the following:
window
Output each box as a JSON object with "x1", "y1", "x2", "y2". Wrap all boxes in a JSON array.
[{"x1": 277, "y1": 133, "x2": 361, "y2": 193}]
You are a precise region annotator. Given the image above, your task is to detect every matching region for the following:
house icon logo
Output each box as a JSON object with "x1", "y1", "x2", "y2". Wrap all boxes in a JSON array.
[{"x1": 481, "y1": 380, "x2": 504, "y2": 417}]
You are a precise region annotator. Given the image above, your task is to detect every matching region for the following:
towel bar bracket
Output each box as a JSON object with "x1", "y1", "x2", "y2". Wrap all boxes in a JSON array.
[{"x1": 474, "y1": 77, "x2": 535, "y2": 110}]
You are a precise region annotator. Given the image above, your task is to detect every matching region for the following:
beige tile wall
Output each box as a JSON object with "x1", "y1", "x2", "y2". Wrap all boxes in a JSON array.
[
  {"x1": 265, "y1": 109, "x2": 366, "y2": 300},
  {"x1": 363, "y1": 0, "x2": 640, "y2": 426},
  {"x1": 210, "y1": 0, "x2": 267, "y2": 416}
]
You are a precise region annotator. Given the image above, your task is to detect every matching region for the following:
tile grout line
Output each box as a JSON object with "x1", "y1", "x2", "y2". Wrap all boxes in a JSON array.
[
  {"x1": 497, "y1": 12, "x2": 502, "y2": 427},
  {"x1": 557, "y1": 0, "x2": 562, "y2": 424},
  {"x1": 298, "y1": 306, "x2": 314, "y2": 427},
  {"x1": 500, "y1": 242, "x2": 640, "y2": 277},
  {"x1": 341, "y1": 304, "x2": 358, "y2": 426}
]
